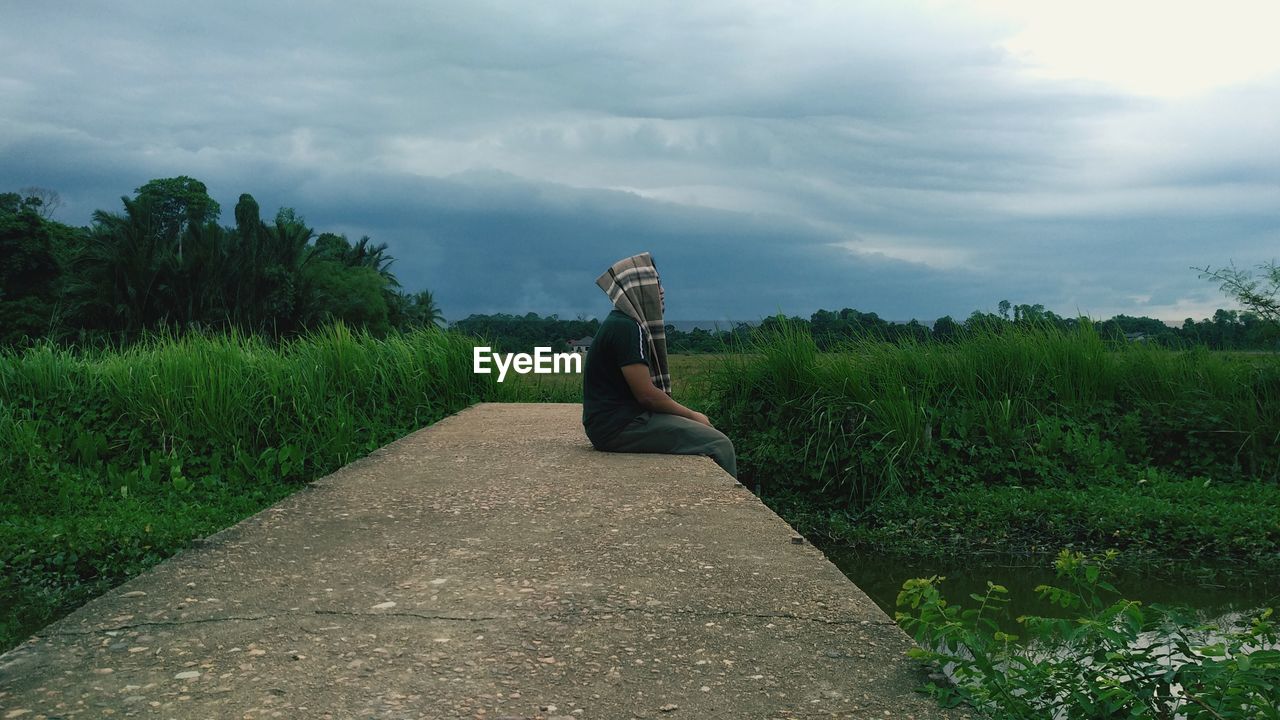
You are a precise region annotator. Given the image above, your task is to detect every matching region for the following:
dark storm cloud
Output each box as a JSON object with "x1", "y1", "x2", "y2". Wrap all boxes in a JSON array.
[{"x1": 275, "y1": 168, "x2": 1005, "y2": 321}]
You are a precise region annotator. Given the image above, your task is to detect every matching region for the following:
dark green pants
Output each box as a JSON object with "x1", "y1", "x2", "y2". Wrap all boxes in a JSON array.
[{"x1": 599, "y1": 411, "x2": 738, "y2": 478}]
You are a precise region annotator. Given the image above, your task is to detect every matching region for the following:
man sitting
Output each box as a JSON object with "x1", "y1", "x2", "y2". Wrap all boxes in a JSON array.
[{"x1": 581, "y1": 252, "x2": 738, "y2": 479}]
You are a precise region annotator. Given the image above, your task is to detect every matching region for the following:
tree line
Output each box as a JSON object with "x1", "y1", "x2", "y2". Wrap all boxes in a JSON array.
[
  {"x1": 5, "y1": 177, "x2": 1274, "y2": 352},
  {"x1": 799, "y1": 301, "x2": 1280, "y2": 351},
  {"x1": 451, "y1": 302, "x2": 1279, "y2": 353},
  {"x1": 0, "y1": 177, "x2": 443, "y2": 347}
]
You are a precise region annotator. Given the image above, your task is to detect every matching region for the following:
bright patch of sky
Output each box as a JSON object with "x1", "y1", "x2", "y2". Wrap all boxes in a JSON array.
[{"x1": 976, "y1": 0, "x2": 1280, "y2": 98}]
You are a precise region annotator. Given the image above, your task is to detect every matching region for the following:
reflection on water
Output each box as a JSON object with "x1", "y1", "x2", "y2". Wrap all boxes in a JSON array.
[{"x1": 824, "y1": 546, "x2": 1280, "y2": 631}]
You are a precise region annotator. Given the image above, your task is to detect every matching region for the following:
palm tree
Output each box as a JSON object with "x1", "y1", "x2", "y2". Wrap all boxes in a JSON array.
[
  {"x1": 399, "y1": 289, "x2": 445, "y2": 329},
  {"x1": 346, "y1": 235, "x2": 400, "y2": 288},
  {"x1": 65, "y1": 196, "x2": 175, "y2": 335},
  {"x1": 256, "y1": 209, "x2": 316, "y2": 332}
]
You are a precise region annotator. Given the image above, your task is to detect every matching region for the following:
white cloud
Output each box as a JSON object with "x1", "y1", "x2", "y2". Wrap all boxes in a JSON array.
[
  {"x1": 837, "y1": 236, "x2": 976, "y2": 271},
  {"x1": 974, "y1": 0, "x2": 1280, "y2": 98}
]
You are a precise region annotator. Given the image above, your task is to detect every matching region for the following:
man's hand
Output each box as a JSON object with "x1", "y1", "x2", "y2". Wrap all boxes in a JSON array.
[{"x1": 621, "y1": 363, "x2": 714, "y2": 426}]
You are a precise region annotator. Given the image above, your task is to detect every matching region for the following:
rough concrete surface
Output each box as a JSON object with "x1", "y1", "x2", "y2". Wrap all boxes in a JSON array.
[{"x1": 1, "y1": 403, "x2": 964, "y2": 719}]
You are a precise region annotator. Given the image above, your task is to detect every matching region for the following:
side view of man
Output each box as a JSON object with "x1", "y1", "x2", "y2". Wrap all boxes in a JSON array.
[{"x1": 581, "y1": 252, "x2": 738, "y2": 480}]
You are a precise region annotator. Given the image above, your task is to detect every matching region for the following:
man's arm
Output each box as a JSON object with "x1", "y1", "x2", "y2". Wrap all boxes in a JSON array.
[{"x1": 620, "y1": 363, "x2": 712, "y2": 427}]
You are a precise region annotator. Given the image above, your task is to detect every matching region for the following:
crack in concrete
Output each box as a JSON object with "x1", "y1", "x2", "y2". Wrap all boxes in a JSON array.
[
  {"x1": 312, "y1": 609, "x2": 502, "y2": 622},
  {"x1": 597, "y1": 605, "x2": 900, "y2": 627}
]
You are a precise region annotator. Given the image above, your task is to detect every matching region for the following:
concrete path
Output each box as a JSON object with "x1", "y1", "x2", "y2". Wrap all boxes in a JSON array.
[{"x1": 1, "y1": 403, "x2": 961, "y2": 719}]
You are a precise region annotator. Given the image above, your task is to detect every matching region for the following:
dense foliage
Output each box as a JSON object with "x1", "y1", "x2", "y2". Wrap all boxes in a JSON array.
[
  {"x1": 451, "y1": 312, "x2": 601, "y2": 353},
  {"x1": 795, "y1": 304, "x2": 1278, "y2": 351},
  {"x1": 0, "y1": 182, "x2": 442, "y2": 347},
  {"x1": 0, "y1": 324, "x2": 491, "y2": 651}
]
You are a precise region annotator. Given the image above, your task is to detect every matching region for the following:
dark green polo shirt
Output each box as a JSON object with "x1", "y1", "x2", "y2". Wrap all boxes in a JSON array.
[{"x1": 582, "y1": 309, "x2": 649, "y2": 447}]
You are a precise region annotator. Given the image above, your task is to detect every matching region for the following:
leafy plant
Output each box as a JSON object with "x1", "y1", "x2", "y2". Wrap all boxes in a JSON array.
[{"x1": 897, "y1": 550, "x2": 1280, "y2": 719}]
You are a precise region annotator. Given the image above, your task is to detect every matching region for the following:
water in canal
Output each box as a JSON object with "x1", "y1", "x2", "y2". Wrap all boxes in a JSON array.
[{"x1": 824, "y1": 546, "x2": 1280, "y2": 631}]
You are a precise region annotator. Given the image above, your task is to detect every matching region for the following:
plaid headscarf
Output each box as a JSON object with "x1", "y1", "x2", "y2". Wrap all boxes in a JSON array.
[{"x1": 596, "y1": 252, "x2": 671, "y2": 395}]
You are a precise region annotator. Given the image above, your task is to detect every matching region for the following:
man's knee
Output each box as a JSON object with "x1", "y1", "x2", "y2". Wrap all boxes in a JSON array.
[
  {"x1": 708, "y1": 433, "x2": 733, "y2": 456},
  {"x1": 707, "y1": 435, "x2": 737, "y2": 478},
  {"x1": 716, "y1": 431, "x2": 736, "y2": 452}
]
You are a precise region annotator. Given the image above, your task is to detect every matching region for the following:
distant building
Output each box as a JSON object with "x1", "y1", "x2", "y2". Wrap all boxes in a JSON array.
[
  {"x1": 1124, "y1": 332, "x2": 1149, "y2": 343},
  {"x1": 568, "y1": 336, "x2": 594, "y2": 354}
]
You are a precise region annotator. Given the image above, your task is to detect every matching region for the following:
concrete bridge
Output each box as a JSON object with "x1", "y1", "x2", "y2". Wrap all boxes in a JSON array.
[{"x1": 0, "y1": 404, "x2": 960, "y2": 719}]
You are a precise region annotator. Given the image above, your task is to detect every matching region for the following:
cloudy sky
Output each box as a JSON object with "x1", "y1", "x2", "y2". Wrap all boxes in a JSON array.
[{"x1": 3, "y1": 0, "x2": 1278, "y2": 322}]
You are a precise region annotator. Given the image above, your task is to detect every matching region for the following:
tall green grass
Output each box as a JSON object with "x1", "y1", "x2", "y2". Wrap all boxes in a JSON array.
[
  {"x1": 0, "y1": 324, "x2": 494, "y2": 651},
  {"x1": 711, "y1": 320, "x2": 1280, "y2": 508}
]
